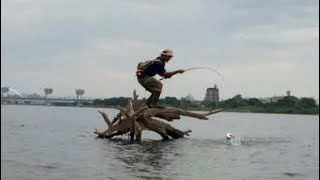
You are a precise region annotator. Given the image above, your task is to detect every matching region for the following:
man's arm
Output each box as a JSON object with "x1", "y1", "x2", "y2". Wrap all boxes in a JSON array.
[{"x1": 161, "y1": 69, "x2": 185, "y2": 79}]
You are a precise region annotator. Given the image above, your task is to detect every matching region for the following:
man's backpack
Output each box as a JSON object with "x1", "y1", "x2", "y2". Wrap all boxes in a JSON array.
[
  {"x1": 137, "y1": 60, "x2": 154, "y2": 70},
  {"x1": 136, "y1": 60, "x2": 156, "y2": 76}
]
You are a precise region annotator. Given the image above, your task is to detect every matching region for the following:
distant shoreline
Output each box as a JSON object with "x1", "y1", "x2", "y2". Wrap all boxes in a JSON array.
[
  {"x1": 1, "y1": 103, "x2": 318, "y2": 115},
  {"x1": 220, "y1": 109, "x2": 319, "y2": 115}
]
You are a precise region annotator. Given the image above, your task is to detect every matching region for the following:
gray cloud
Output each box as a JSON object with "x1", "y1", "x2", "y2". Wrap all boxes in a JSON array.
[{"x1": 1, "y1": 0, "x2": 319, "y2": 99}]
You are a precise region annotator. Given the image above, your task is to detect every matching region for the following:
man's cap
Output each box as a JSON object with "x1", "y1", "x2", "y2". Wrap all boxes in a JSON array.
[{"x1": 161, "y1": 49, "x2": 173, "y2": 57}]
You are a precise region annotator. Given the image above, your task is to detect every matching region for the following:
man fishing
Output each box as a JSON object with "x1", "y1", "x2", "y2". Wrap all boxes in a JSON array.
[{"x1": 136, "y1": 49, "x2": 184, "y2": 108}]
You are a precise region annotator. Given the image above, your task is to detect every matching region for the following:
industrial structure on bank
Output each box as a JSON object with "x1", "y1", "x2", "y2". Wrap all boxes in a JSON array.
[{"x1": 1, "y1": 87, "x2": 92, "y2": 106}]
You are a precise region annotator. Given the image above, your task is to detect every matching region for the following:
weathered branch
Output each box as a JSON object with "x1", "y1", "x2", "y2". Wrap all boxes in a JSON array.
[
  {"x1": 110, "y1": 106, "x2": 130, "y2": 117},
  {"x1": 98, "y1": 111, "x2": 112, "y2": 127},
  {"x1": 203, "y1": 108, "x2": 224, "y2": 116},
  {"x1": 138, "y1": 118, "x2": 192, "y2": 139},
  {"x1": 143, "y1": 107, "x2": 210, "y2": 120},
  {"x1": 132, "y1": 90, "x2": 140, "y2": 111},
  {"x1": 154, "y1": 113, "x2": 181, "y2": 121},
  {"x1": 94, "y1": 90, "x2": 223, "y2": 141}
]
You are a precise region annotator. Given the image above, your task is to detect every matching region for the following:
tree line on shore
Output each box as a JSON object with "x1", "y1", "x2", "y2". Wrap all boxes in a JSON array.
[{"x1": 92, "y1": 95, "x2": 319, "y2": 115}]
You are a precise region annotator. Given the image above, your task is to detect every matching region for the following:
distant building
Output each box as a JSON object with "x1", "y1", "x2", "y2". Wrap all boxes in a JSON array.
[
  {"x1": 286, "y1": 90, "x2": 291, "y2": 97},
  {"x1": 260, "y1": 96, "x2": 284, "y2": 104},
  {"x1": 204, "y1": 84, "x2": 219, "y2": 102},
  {"x1": 182, "y1": 94, "x2": 195, "y2": 102},
  {"x1": 261, "y1": 90, "x2": 293, "y2": 104}
]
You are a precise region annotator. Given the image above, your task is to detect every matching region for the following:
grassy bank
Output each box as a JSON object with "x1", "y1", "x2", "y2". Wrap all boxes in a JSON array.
[{"x1": 222, "y1": 105, "x2": 319, "y2": 115}]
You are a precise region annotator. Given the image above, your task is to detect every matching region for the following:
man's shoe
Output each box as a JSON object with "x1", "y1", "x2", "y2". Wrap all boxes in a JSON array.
[{"x1": 147, "y1": 91, "x2": 165, "y2": 108}]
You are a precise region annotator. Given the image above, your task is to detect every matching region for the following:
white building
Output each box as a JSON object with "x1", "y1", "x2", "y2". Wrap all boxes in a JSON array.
[
  {"x1": 182, "y1": 94, "x2": 195, "y2": 102},
  {"x1": 260, "y1": 90, "x2": 293, "y2": 104}
]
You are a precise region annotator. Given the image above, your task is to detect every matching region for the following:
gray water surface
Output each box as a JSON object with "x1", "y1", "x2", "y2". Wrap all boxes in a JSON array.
[{"x1": 1, "y1": 105, "x2": 319, "y2": 180}]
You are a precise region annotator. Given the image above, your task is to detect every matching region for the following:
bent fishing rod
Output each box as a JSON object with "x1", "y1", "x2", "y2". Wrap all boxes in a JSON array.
[{"x1": 160, "y1": 66, "x2": 224, "y2": 81}]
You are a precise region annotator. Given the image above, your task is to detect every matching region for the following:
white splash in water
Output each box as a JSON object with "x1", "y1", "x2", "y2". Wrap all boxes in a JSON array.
[{"x1": 230, "y1": 137, "x2": 242, "y2": 146}]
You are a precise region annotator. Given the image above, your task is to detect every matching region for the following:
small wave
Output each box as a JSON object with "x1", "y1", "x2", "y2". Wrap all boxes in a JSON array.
[
  {"x1": 240, "y1": 137, "x2": 290, "y2": 146},
  {"x1": 283, "y1": 172, "x2": 304, "y2": 177},
  {"x1": 40, "y1": 165, "x2": 57, "y2": 169}
]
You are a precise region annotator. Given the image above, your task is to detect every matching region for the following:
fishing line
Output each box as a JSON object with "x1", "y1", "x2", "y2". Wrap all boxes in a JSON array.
[{"x1": 160, "y1": 66, "x2": 224, "y2": 81}]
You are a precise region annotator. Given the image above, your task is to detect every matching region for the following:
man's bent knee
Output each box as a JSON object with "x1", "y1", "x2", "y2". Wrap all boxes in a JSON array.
[{"x1": 154, "y1": 83, "x2": 163, "y2": 92}]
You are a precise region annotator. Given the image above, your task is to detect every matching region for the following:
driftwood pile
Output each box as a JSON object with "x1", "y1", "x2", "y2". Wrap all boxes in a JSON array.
[{"x1": 94, "y1": 90, "x2": 223, "y2": 140}]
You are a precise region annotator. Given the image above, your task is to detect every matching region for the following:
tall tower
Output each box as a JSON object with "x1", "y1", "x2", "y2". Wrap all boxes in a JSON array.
[
  {"x1": 286, "y1": 90, "x2": 291, "y2": 97},
  {"x1": 204, "y1": 84, "x2": 219, "y2": 103},
  {"x1": 44, "y1": 88, "x2": 53, "y2": 98},
  {"x1": 75, "y1": 89, "x2": 85, "y2": 106},
  {"x1": 44, "y1": 88, "x2": 53, "y2": 105}
]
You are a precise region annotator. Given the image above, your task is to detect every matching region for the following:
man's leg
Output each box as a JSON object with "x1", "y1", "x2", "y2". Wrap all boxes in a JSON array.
[
  {"x1": 146, "y1": 93, "x2": 153, "y2": 107},
  {"x1": 138, "y1": 76, "x2": 155, "y2": 107},
  {"x1": 138, "y1": 76, "x2": 164, "y2": 108},
  {"x1": 148, "y1": 82, "x2": 164, "y2": 108}
]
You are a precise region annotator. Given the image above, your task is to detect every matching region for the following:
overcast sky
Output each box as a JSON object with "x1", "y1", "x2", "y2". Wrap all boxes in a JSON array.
[{"x1": 1, "y1": 0, "x2": 319, "y2": 100}]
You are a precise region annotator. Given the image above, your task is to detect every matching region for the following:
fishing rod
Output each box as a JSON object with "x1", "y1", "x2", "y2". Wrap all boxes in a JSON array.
[{"x1": 160, "y1": 66, "x2": 224, "y2": 81}]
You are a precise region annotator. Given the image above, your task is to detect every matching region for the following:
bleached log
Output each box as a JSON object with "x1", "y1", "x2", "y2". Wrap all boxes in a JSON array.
[{"x1": 94, "y1": 90, "x2": 223, "y2": 140}]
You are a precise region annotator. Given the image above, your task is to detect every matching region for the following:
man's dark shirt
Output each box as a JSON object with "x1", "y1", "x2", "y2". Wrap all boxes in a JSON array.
[{"x1": 138, "y1": 58, "x2": 166, "y2": 78}]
